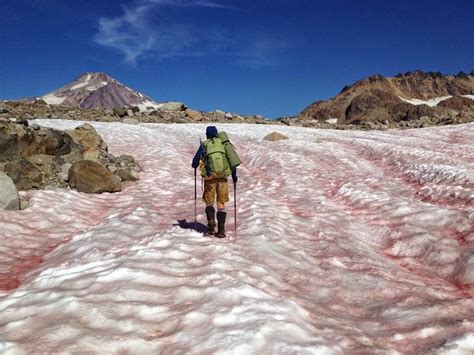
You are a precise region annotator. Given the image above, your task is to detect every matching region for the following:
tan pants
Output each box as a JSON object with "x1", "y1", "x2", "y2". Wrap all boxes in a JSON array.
[{"x1": 203, "y1": 178, "x2": 229, "y2": 206}]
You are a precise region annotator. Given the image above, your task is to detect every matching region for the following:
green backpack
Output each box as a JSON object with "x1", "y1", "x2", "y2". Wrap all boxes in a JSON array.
[{"x1": 202, "y1": 137, "x2": 231, "y2": 178}]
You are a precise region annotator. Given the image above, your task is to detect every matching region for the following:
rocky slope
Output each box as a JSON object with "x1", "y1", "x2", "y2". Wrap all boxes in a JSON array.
[
  {"x1": 0, "y1": 100, "x2": 270, "y2": 125},
  {"x1": 299, "y1": 70, "x2": 474, "y2": 125},
  {"x1": 41, "y1": 72, "x2": 160, "y2": 111}
]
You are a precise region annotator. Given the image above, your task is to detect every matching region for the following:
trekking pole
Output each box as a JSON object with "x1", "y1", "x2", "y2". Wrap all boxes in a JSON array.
[
  {"x1": 194, "y1": 168, "x2": 197, "y2": 231},
  {"x1": 234, "y1": 181, "x2": 237, "y2": 238}
]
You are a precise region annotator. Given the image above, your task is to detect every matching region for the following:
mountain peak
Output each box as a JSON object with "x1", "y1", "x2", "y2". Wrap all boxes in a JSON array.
[{"x1": 41, "y1": 73, "x2": 160, "y2": 110}]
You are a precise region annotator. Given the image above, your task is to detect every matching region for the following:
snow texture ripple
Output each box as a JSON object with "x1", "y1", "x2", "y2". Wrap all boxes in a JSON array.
[{"x1": 0, "y1": 121, "x2": 473, "y2": 354}]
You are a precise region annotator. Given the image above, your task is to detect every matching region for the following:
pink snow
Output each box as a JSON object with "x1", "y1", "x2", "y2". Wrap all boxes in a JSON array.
[{"x1": 0, "y1": 121, "x2": 473, "y2": 353}]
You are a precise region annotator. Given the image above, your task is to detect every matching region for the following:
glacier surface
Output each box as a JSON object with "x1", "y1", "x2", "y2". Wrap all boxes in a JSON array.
[{"x1": 0, "y1": 121, "x2": 473, "y2": 354}]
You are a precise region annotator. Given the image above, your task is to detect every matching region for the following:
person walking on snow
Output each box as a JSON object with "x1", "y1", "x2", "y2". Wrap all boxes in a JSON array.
[{"x1": 192, "y1": 126, "x2": 240, "y2": 238}]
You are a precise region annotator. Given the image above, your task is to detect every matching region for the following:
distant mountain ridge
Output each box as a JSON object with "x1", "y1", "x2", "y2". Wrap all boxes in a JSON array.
[
  {"x1": 41, "y1": 72, "x2": 160, "y2": 111},
  {"x1": 299, "y1": 70, "x2": 474, "y2": 124}
]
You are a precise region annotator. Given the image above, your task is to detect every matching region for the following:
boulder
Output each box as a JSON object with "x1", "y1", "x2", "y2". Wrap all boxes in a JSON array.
[
  {"x1": 43, "y1": 129, "x2": 74, "y2": 156},
  {"x1": 68, "y1": 160, "x2": 122, "y2": 194},
  {"x1": 116, "y1": 168, "x2": 139, "y2": 182},
  {"x1": 113, "y1": 107, "x2": 128, "y2": 117},
  {"x1": 82, "y1": 149, "x2": 100, "y2": 161},
  {"x1": 66, "y1": 123, "x2": 107, "y2": 153},
  {"x1": 4, "y1": 159, "x2": 43, "y2": 190},
  {"x1": 225, "y1": 113, "x2": 233, "y2": 119},
  {"x1": 158, "y1": 102, "x2": 186, "y2": 111},
  {"x1": 0, "y1": 172, "x2": 20, "y2": 210},
  {"x1": 122, "y1": 117, "x2": 139, "y2": 124},
  {"x1": 15, "y1": 118, "x2": 28, "y2": 126},
  {"x1": 0, "y1": 106, "x2": 9, "y2": 114},
  {"x1": 184, "y1": 109, "x2": 202, "y2": 121},
  {"x1": 264, "y1": 132, "x2": 289, "y2": 141},
  {"x1": 126, "y1": 109, "x2": 134, "y2": 117}
]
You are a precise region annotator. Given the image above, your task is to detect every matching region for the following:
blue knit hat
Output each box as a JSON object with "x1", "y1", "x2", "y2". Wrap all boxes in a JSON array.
[{"x1": 206, "y1": 126, "x2": 218, "y2": 139}]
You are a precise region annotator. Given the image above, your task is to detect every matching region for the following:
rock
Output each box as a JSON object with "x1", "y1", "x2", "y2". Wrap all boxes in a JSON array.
[
  {"x1": 184, "y1": 109, "x2": 202, "y2": 121},
  {"x1": 264, "y1": 132, "x2": 289, "y2": 141},
  {"x1": 0, "y1": 172, "x2": 20, "y2": 210},
  {"x1": 215, "y1": 110, "x2": 225, "y2": 114},
  {"x1": 126, "y1": 109, "x2": 134, "y2": 117},
  {"x1": 158, "y1": 102, "x2": 186, "y2": 111},
  {"x1": 68, "y1": 160, "x2": 122, "y2": 194},
  {"x1": 280, "y1": 118, "x2": 296, "y2": 126},
  {"x1": 66, "y1": 123, "x2": 106, "y2": 153},
  {"x1": 104, "y1": 109, "x2": 114, "y2": 116},
  {"x1": 60, "y1": 163, "x2": 72, "y2": 182},
  {"x1": 43, "y1": 129, "x2": 74, "y2": 156},
  {"x1": 82, "y1": 149, "x2": 100, "y2": 161},
  {"x1": 122, "y1": 117, "x2": 139, "y2": 124},
  {"x1": 255, "y1": 115, "x2": 264, "y2": 120},
  {"x1": 113, "y1": 107, "x2": 128, "y2": 117},
  {"x1": 31, "y1": 123, "x2": 41, "y2": 130},
  {"x1": 15, "y1": 118, "x2": 29, "y2": 126},
  {"x1": 116, "y1": 168, "x2": 139, "y2": 182},
  {"x1": 4, "y1": 159, "x2": 43, "y2": 190},
  {"x1": 20, "y1": 199, "x2": 29, "y2": 210},
  {"x1": 225, "y1": 113, "x2": 233, "y2": 119},
  {"x1": 34, "y1": 99, "x2": 48, "y2": 106},
  {"x1": 0, "y1": 106, "x2": 9, "y2": 114},
  {"x1": 119, "y1": 154, "x2": 135, "y2": 164},
  {"x1": 130, "y1": 106, "x2": 140, "y2": 113}
]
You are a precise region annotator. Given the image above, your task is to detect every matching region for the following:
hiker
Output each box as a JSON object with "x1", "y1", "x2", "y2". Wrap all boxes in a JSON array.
[{"x1": 192, "y1": 126, "x2": 240, "y2": 238}]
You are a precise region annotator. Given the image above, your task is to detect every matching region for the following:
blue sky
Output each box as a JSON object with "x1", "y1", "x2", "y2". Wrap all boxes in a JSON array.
[{"x1": 0, "y1": 0, "x2": 473, "y2": 118}]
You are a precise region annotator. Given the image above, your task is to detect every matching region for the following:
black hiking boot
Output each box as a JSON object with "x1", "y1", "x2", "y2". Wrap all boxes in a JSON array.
[
  {"x1": 216, "y1": 211, "x2": 226, "y2": 238},
  {"x1": 205, "y1": 206, "x2": 216, "y2": 235}
]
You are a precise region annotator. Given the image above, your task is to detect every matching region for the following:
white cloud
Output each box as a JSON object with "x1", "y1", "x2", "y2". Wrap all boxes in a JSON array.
[
  {"x1": 146, "y1": 0, "x2": 234, "y2": 9},
  {"x1": 94, "y1": 0, "x2": 287, "y2": 67},
  {"x1": 94, "y1": 4, "x2": 156, "y2": 63}
]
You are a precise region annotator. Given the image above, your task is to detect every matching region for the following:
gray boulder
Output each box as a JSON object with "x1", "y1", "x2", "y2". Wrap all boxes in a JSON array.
[{"x1": 0, "y1": 172, "x2": 20, "y2": 210}]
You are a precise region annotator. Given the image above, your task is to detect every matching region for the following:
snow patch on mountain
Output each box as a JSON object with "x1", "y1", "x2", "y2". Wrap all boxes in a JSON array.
[
  {"x1": 399, "y1": 95, "x2": 453, "y2": 107},
  {"x1": 42, "y1": 93, "x2": 66, "y2": 105},
  {"x1": 399, "y1": 95, "x2": 474, "y2": 107}
]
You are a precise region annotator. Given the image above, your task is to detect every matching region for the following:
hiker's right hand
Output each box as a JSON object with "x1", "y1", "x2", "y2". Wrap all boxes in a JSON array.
[{"x1": 232, "y1": 169, "x2": 238, "y2": 183}]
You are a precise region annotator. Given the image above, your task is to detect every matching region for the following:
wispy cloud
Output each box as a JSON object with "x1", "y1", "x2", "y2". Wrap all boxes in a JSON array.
[
  {"x1": 146, "y1": 0, "x2": 234, "y2": 9},
  {"x1": 94, "y1": 4, "x2": 156, "y2": 63},
  {"x1": 94, "y1": 0, "x2": 288, "y2": 67}
]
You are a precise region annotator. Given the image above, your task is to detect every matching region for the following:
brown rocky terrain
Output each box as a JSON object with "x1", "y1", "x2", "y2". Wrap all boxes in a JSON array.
[
  {"x1": 298, "y1": 70, "x2": 474, "y2": 126},
  {"x1": 0, "y1": 99, "x2": 270, "y2": 125},
  {"x1": 0, "y1": 117, "x2": 141, "y2": 204}
]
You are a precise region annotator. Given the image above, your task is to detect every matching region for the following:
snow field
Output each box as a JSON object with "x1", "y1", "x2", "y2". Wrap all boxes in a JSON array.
[{"x1": 0, "y1": 121, "x2": 473, "y2": 353}]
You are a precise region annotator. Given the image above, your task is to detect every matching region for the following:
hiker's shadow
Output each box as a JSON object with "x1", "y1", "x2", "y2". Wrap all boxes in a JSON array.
[{"x1": 175, "y1": 219, "x2": 208, "y2": 234}]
